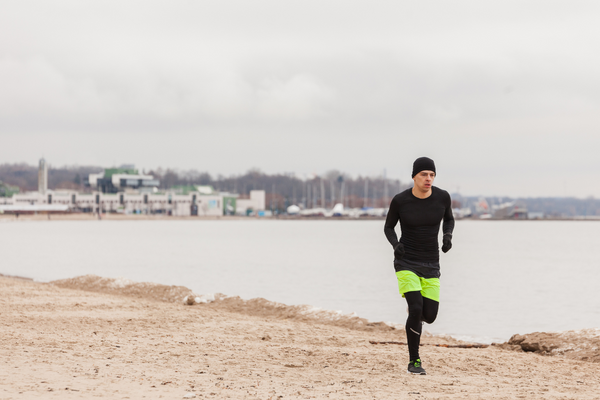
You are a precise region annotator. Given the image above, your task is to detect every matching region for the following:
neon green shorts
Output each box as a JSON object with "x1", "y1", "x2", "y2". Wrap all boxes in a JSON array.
[{"x1": 396, "y1": 270, "x2": 440, "y2": 302}]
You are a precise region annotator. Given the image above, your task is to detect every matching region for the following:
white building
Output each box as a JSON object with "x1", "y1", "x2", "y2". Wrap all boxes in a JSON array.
[
  {"x1": 38, "y1": 158, "x2": 48, "y2": 195},
  {"x1": 2, "y1": 161, "x2": 267, "y2": 217},
  {"x1": 3, "y1": 189, "x2": 265, "y2": 217},
  {"x1": 236, "y1": 190, "x2": 266, "y2": 216}
]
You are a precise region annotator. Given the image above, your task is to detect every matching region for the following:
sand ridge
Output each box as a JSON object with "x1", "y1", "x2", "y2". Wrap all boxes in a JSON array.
[
  {"x1": 51, "y1": 275, "x2": 422, "y2": 334},
  {"x1": 2, "y1": 275, "x2": 600, "y2": 399}
]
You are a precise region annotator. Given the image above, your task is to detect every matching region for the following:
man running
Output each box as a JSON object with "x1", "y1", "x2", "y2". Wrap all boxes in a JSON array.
[{"x1": 384, "y1": 157, "x2": 455, "y2": 375}]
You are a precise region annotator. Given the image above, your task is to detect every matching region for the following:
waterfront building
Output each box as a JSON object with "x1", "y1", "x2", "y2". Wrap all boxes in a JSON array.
[
  {"x1": 236, "y1": 190, "x2": 266, "y2": 216},
  {"x1": 86, "y1": 166, "x2": 160, "y2": 193},
  {"x1": 2, "y1": 187, "x2": 266, "y2": 217},
  {"x1": 38, "y1": 158, "x2": 48, "y2": 195},
  {"x1": 0, "y1": 162, "x2": 266, "y2": 216}
]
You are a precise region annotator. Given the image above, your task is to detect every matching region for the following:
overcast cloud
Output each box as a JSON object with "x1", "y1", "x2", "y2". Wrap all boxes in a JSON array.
[{"x1": 1, "y1": 0, "x2": 599, "y2": 197}]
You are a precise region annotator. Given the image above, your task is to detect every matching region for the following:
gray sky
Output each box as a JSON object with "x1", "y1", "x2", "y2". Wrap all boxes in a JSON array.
[{"x1": 2, "y1": 0, "x2": 600, "y2": 197}]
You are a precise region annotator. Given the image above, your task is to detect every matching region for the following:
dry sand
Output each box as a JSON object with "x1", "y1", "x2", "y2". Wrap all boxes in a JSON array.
[{"x1": 1, "y1": 275, "x2": 599, "y2": 399}]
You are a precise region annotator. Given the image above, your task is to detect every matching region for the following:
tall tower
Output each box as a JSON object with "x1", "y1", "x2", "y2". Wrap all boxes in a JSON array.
[{"x1": 38, "y1": 158, "x2": 48, "y2": 194}]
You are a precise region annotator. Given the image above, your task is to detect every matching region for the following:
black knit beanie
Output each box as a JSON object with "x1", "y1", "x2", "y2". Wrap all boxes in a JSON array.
[{"x1": 411, "y1": 157, "x2": 436, "y2": 178}]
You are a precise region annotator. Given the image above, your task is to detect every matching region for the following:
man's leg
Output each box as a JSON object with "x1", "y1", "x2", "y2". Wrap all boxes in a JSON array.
[
  {"x1": 405, "y1": 294, "x2": 439, "y2": 358},
  {"x1": 397, "y1": 271, "x2": 427, "y2": 374},
  {"x1": 404, "y1": 291, "x2": 424, "y2": 361}
]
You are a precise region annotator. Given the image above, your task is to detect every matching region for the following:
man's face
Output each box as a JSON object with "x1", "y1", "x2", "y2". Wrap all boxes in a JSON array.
[{"x1": 413, "y1": 170, "x2": 435, "y2": 192}]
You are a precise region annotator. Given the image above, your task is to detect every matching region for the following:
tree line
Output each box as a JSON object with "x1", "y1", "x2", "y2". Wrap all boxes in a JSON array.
[{"x1": 145, "y1": 168, "x2": 408, "y2": 210}]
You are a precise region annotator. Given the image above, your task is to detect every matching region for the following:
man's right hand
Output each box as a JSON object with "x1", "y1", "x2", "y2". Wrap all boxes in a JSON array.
[{"x1": 394, "y1": 242, "x2": 405, "y2": 260}]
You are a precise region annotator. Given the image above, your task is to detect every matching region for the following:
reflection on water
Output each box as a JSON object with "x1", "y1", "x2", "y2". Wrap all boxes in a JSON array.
[{"x1": 1, "y1": 219, "x2": 599, "y2": 342}]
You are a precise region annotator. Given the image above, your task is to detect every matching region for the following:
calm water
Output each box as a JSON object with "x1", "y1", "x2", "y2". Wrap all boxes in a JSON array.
[{"x1": 1, "y1": 219, "x2": 599, "y2": 343}]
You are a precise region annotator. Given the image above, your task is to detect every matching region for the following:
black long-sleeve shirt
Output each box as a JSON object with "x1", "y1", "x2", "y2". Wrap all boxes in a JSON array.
[{"x1": 384, "y1": 187, "x2": 455, "y2": 275}]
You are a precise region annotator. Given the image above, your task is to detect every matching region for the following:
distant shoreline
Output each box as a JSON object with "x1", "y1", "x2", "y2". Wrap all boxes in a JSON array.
[
  {"x1": 1, "y1": 214, "x2": 598, "y2": 222},
  {"x1": 0, "y1": 214, "x2": 385, "y2": 222}
]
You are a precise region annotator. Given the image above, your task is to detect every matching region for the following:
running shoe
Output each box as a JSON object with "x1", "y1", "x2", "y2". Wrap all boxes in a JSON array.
[{"x1": 407, "y1": 359, "x2": 426, "y2": 375}]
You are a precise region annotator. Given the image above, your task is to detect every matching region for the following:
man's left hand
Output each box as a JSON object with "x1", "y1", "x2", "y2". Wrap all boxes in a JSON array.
[{"x1": 442, "y1": 234, "x2": 452, "y2": 253}]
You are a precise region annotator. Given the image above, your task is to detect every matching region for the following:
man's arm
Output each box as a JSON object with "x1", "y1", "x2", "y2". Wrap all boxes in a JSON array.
[
  {"x1": 384, "y1": 197, "x2": 400, "y2": 247},
  {"x1": 441, "y1": 192, "x2": 455, "y2": 253},
  {"x1": 442, "y1": 192, "x2": 455, "y2": 236}
]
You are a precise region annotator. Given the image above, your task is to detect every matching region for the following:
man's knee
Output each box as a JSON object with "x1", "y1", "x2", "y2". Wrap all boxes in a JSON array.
[
  {"x1": 421, "y1": 312, "x2": 437, "y2": 324},
  {"x1": 421, "y1": 298, "x2": 439, "y2": 324},
  {"x1": 407, "y1": 302, "x2": 423, "y2": 318}
]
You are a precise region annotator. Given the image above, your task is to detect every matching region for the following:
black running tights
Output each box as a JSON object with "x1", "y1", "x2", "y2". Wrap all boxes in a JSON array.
[{"x1": 404, "y1": 291, "x2": 439, "y2": 361}]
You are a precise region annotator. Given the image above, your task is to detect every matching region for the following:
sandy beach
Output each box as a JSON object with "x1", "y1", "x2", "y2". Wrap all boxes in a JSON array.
[{"x1": 1, "y1": 275, "x2": 599, "y2": 399}]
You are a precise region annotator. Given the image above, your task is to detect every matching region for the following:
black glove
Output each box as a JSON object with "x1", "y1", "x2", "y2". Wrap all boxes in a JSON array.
[
  {"x1": 394, "y1": 242, "x2": 405, "y2": 259},
  {"x1": 442, "y1": 234, "x2": 452, "y2": 253}
]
